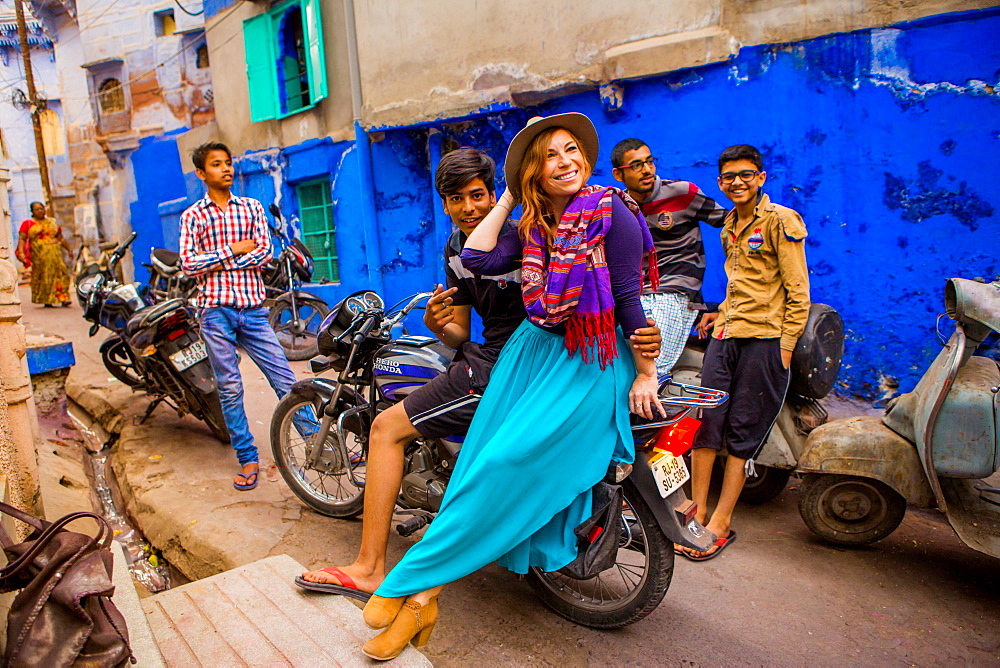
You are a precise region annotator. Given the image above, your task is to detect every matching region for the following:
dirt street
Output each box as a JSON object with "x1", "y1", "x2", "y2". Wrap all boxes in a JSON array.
[{"x1": 22, "y1": 289, "x2": 1000, "y2": 666}]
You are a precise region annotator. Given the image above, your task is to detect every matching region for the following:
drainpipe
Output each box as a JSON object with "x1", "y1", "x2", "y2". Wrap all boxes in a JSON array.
[
  {"x1": 426, "y1": 131, "x2": 450, "y2": 289},
  {"x1": 343, "y1": 0, "x2": 384, "y2": 294}
]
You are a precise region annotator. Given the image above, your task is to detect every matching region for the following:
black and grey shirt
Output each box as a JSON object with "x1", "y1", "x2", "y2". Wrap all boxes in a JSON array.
[
  {"x1": 445, "y1": 221, "x2": 524, "y2": 360},
  {"x1": 639, "y1": 176, "x2": 728, "y2": 308}
]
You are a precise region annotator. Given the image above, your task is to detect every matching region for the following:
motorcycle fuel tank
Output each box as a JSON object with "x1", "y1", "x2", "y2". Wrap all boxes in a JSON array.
[{"x1": 373, "y1": 336, "x2": 454, "y2": 401}]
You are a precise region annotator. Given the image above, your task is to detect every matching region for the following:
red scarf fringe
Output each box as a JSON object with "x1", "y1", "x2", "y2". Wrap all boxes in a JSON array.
[
  {"x1": 566, "y1": 309, "x2": 618, "y2": 370},
  {"x1": 646, "y1": 251, "x2": 660, "y2": 293}
]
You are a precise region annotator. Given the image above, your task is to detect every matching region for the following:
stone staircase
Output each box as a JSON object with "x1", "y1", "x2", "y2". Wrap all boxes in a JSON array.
[{"x1": 140, "y1": 555, "x2": 431, "y2": 667}]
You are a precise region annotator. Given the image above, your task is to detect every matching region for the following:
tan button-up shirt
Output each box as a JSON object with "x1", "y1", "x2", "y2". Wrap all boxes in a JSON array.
[{"x1": 712, "y1": 193, "x2": 810, "y2": 351}]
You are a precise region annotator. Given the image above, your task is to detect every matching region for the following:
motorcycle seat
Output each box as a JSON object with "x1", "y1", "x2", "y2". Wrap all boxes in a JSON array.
[
  {"x1": 125, "y1": 298, "x2": 188, "y2": 338},
  {"x1": 151, "y1": 248, "x2": 182, "y2": 275}
]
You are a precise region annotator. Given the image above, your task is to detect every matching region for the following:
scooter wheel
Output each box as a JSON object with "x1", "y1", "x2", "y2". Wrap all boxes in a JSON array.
[
  {"x1": 798, "y1": 473, "x2": 906, "y2": 546},
  {"x1": 740, "y1": 464, "x2": 792, "y2": 505}
]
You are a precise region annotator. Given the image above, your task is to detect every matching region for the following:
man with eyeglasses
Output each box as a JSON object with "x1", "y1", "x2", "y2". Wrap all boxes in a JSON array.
[
  {"x1": 679, "y1": 144, "x2": 810, "y2": 561},
  {"x1": 611, "y1": 138, "x2": 728, "y2": 376}
]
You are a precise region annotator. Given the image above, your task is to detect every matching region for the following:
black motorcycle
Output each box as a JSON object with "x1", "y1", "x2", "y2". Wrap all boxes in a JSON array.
[
  {"x1": 145, "y1": 205, "x2": 329, "y2": 361},
  {"x1": 262, "y1": 204, "x2": 330, "y2": 361},
  {"x1": 77, "y1": 233, "x2": 229, "y2": 444},
  {"x1": 270, "y1": 290, "x2": 728, "y2": 629}
]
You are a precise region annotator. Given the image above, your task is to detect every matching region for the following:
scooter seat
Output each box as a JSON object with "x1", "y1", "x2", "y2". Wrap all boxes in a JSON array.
[
  {"x1": 152, "y1": 248, "x2": 182, "y2": 275},
  {"x1": 124, "y1": 298, "x2": 188, "y2": 338}
]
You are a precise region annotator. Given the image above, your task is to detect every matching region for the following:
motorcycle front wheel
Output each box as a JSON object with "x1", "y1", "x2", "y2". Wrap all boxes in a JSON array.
[
  {"x1": 270, "y1": 390, "x2": 366, "y2": 517},
  {"x1": 268, "y1": 295, "x2": 330, "y2": 361},
  {"x1": 527, "y1": 478, "x2": 674, "y2": 629}
]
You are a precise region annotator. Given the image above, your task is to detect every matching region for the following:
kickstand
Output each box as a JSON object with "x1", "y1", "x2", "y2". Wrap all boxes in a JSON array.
[{"x1": 139, "y1": 396, "x2": 166, "y2": 424}]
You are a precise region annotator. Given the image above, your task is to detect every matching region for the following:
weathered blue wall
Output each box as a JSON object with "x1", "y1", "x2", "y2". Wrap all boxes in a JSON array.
[
  {"x1": 127, "y1": 9, "x2": 998, "y2": 398},
  {"x1": 371, "y1": 9, "x2": 999, "y2": 398}
]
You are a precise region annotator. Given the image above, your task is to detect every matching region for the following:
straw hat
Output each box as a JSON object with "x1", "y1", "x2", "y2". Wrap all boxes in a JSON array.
[{"x1": 503, "y1": 113, "x2": 600, "y2": 199}]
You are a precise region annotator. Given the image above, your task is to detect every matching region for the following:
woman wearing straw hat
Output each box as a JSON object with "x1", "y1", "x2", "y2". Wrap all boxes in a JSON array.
[{"x1": 359, "y1": 113, "x2": 665, "y2": 660}]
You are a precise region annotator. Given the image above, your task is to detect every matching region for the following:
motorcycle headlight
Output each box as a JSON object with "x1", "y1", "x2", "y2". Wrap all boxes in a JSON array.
[{"x1": 76, "y1": 273, "x2": 103, "y2": 305}]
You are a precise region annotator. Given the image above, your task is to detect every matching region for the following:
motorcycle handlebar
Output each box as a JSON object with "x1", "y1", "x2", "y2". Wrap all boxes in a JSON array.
[
  {"x1": 352, "y1": 313, "x2": 380, "y2": 345},
  {"x1": 108, "y1": 232, "x2": 138, "y2": 272},
  {"x1": 384, "y1": 292, "x2": 434, "y2": 328}
]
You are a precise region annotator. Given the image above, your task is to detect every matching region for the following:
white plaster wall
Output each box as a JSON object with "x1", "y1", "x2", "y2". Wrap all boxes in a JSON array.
[
  {"x1": 349, "y1": 0, "x2": 1000, "y2": 127},
  {"x1": 354, "y1": 0, "x2": 722, "y2": 123}
]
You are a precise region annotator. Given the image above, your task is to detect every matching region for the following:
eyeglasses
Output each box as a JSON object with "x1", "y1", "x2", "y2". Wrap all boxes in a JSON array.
[
  {"x1": 619, "y1": 157, "x2": 658, "y2": 173},
  {"x1": 719, "y1": 170, "x2": 760, "y2": 185}
]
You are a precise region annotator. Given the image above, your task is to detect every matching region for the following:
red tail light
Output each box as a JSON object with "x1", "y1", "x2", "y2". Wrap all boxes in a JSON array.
[
  {"x1": 653, "y1": 416, "x2": 701, "y2": 457},
  {"x1": 158, "y1": 311, "x2": 187, "y2": 339},
  {"x1": 676, "y1": 499, "x2": 698, "y2": 525}
]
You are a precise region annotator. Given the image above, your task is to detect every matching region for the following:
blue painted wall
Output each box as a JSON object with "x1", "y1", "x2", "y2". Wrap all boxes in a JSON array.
[
  {"x1": 127, "y1": 9, "x2": 998, "y2": 399},
  {"x1": 128, "y1": 131, "x2": 189, "y2": 285}
]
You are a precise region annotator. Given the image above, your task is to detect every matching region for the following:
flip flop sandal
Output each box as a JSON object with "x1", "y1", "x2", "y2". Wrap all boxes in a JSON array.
[
  {"x1": 233, "y1": 469, "x2": 259, "y2": 491},
  {"x1": 680, "y1": 530, "x2": 737, "y2": 562},
  {"x1": 294, "y1": 566, "x2": 372, "y2": 602}
]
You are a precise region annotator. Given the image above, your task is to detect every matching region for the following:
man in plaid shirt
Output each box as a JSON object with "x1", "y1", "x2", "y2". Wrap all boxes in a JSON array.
[{"x1": 180, "y1": 141, "x2": 299, "y2": 491}]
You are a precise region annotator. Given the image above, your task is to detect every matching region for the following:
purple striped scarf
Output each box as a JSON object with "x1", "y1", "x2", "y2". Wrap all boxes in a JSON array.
[{"x1": 521, "y1": 185, "x2": 658, "y2": 368}]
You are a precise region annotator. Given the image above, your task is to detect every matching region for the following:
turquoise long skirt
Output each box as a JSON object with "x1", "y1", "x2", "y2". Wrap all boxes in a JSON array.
[{"x1": 376, "y1": 320, "x2": 636, "y2": 598}]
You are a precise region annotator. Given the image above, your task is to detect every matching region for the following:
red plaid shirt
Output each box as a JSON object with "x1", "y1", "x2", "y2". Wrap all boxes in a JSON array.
[{"x1": 179, "y1": 194, "x2": 273, "y2": 308}]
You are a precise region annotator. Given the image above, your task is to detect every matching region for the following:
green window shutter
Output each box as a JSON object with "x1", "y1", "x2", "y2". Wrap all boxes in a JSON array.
[
  {"x1": 302, "y1": 0, "x2": 327, "y2": 105},
  {"x1": 243, "y1": 13, "x2": 278, "y2": 122},
  {"x1": 297, "y1": 180, "x2": 338, "y2": 283}
]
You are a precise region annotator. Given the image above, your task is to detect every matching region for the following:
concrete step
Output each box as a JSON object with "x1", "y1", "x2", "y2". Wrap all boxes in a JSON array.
[{"x1": 141, "y1": 554, "x2": 431, "y2": 667}]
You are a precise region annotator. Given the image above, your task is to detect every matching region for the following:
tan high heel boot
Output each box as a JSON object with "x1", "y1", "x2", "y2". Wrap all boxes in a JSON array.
[
  {"x1": 362, "y1": 594, "x2": 407, "y2": 629},
  {"x1": 362, "y1": 597, "x2": 438, "y2": 661}
]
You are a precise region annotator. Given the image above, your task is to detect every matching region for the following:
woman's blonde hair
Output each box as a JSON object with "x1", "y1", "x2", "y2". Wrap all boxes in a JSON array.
[{"x1": 517, "y1": 127, "x2": 592, "y2": 244}]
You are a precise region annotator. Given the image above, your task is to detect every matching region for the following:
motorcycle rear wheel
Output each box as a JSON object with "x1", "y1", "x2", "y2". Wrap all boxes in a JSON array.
[
  {"x1": 101, "y1": 336, "x2": 143, "y2": 388},
  {"x1": 186, "y1": 388, "x2": 231, "y2": 445},
  {"x1": 268, "y1": 295, "x2": 330, "y2": 361},
  {"x1": 527, "y1": 479, "x2": 674, "y2": 629},
  {"x1": 271, "y1": 390, "x2": 366, "y2": 517}
]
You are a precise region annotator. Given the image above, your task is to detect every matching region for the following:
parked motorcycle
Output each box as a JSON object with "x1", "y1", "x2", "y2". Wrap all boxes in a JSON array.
[
  {"x1": 263, "y1": 203, "x2": 330, "y2": 361},
  {"x1": 77, "y1": 233, "x2": 230, "y2": 444},
  {"x1": 670, "y1": 304, "x2": 845, "y2": 504},
  {"x1": 270, "y1": 290, "x2": 729, "y2": 628},
  {"x1": 796, "y1": 278, "x2": 1000, "y2": 557},
  {"x1": 146, "y1": 247, "x2": 198, "y2": 302}
]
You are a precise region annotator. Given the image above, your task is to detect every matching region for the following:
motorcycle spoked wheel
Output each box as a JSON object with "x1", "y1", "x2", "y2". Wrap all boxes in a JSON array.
[
  {"x1": 101, "y1": 336, "x2": 144, "y2": 388},
  {"x1": 268, "y1": 295, "x2": 331, "y2": 361},
  {"x1": 270, "y1": 390, "x2": 367, "y2": 517},
  {"x1": 185, "y1": 388, "x2": 231, "y2": 445},
  {"x1": 527, "y1": 479, "x2": 674, "y2": 629}
]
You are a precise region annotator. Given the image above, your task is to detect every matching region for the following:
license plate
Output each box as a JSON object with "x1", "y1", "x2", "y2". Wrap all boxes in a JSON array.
[
  {"x1": 169, "y1": 340, "x2": 208, "y2": 371},
  {"x1": 649, "y1": 451, "x2": 689, "y2": 498}
]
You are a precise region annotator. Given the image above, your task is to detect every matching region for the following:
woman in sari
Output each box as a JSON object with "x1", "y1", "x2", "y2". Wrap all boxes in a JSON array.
[
  {"x1": 358, "y1": 113, "x2": 665, "y2": 660},
  {"x1": 17, "y1": 203, "x2": 72, "y2": 307}
]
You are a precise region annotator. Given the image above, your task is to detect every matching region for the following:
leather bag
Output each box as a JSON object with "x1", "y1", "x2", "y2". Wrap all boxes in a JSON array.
[
  {"x1": 0, "y1": 501, "x2": 133, "y2": 667},
  {"x1": 561, "y1": 482, "x2": 623, "y2": 580}
]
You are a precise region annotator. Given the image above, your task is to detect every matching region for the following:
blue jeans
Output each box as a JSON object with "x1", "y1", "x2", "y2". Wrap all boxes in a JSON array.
[{"x1": 200, "y1": 306, "x2": 298, "y2": 466}]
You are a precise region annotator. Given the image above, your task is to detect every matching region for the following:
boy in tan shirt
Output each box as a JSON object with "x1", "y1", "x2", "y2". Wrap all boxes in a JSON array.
[{"x1": 681, "y1": 144, "x2": 810, "y2": 561}]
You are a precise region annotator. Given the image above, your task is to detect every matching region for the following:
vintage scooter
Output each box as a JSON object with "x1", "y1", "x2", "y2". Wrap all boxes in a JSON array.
[
  {"x1": 671, "y1": 303, "x2": 844, "y2": 503},
  {"x1": 796, "y1": 277, "x2": 1000, "y2": 557}
]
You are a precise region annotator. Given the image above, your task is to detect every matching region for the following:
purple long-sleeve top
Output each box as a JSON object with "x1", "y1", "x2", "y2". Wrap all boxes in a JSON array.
[{"x1": 462, "y1": 194, "x2": 648, "y2": 338}]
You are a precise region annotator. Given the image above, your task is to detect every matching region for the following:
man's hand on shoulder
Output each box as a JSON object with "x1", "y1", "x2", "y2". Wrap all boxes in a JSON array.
[
  {"x1": 630, "y1": 318, "x2": 662, "y2": 359},
  {"x1": 230, "y1": 239, "x2": 257, "y2": 255}
]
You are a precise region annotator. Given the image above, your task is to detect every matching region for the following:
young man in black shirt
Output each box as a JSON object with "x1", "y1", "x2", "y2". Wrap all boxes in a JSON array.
[{"x1": 298, "y1": 148, "x2": 662, "y2": 598}]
